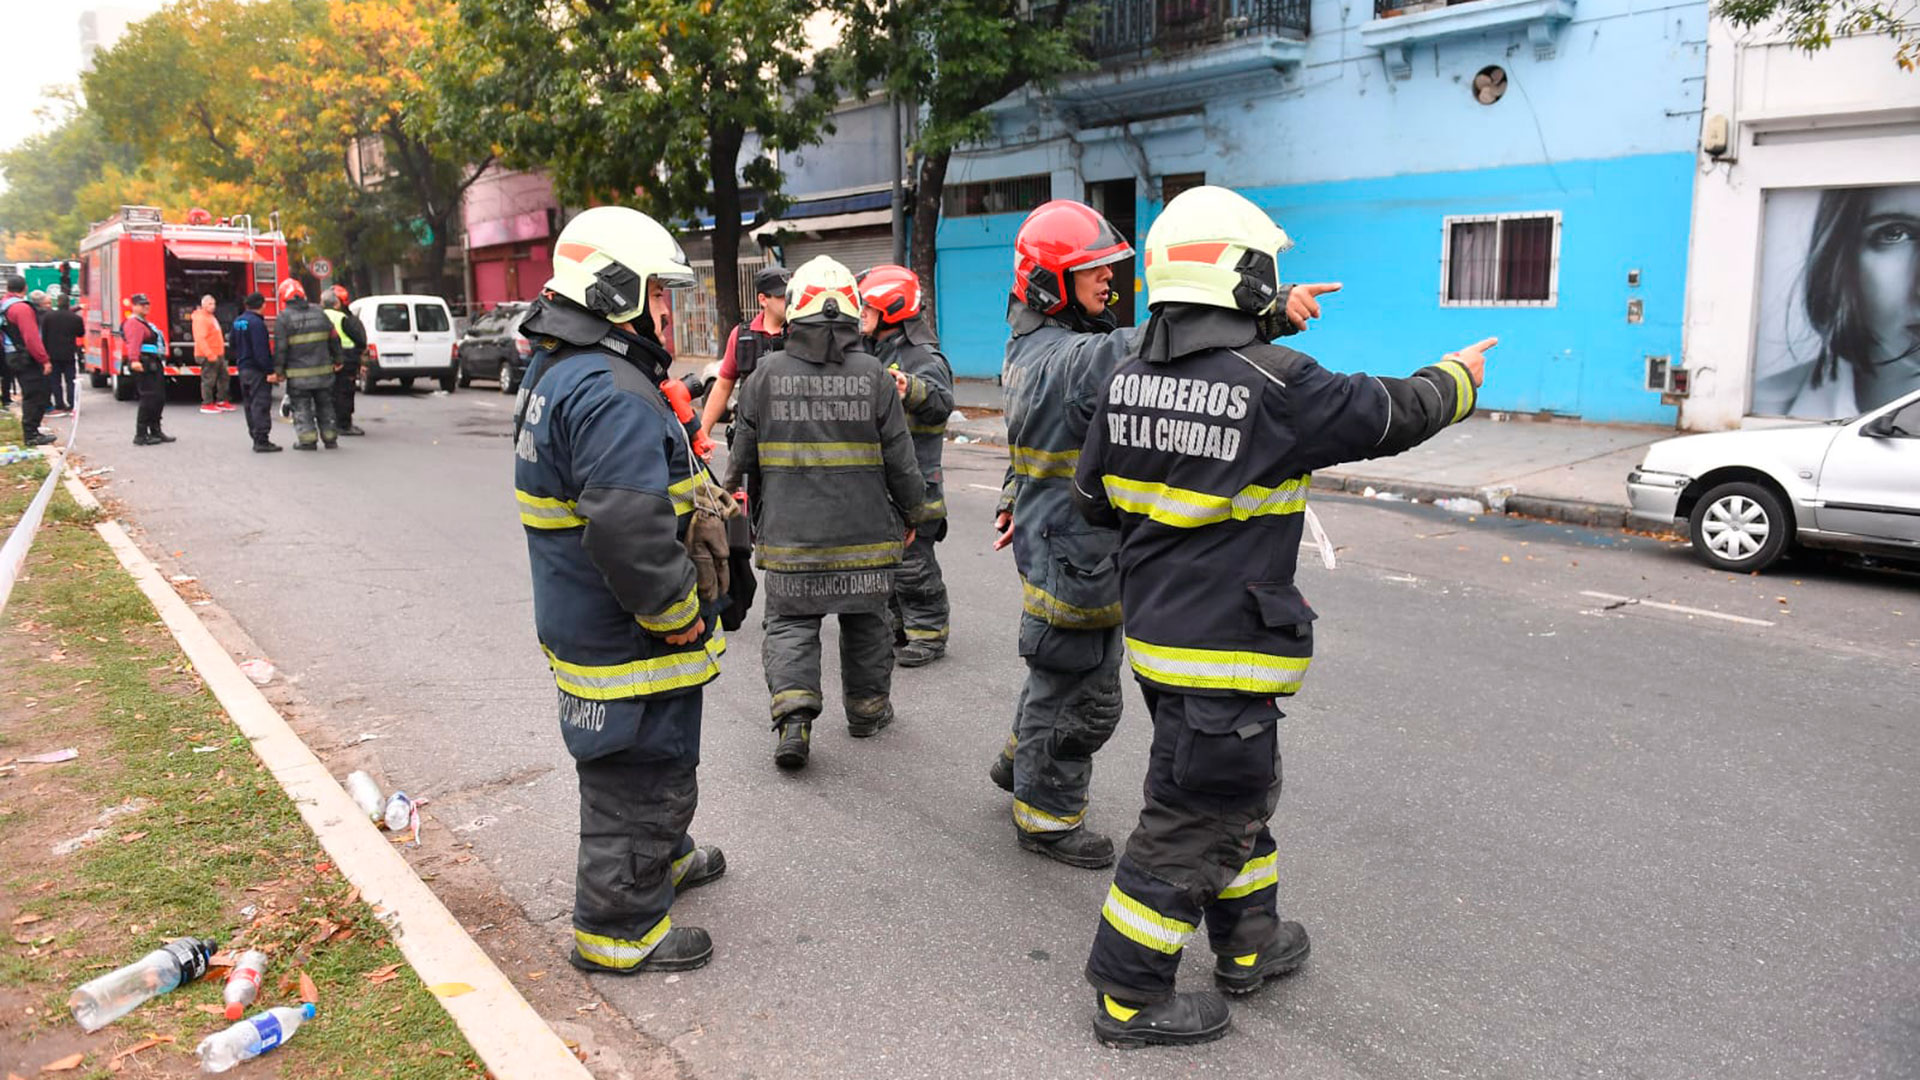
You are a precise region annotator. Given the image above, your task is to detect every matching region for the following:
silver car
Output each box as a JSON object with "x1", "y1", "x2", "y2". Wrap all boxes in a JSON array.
[{"x1": 1627, "y1": 388, "x2": 1920, "y2": 572}]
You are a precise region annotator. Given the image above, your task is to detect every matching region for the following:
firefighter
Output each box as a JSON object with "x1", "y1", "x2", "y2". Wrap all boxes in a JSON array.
[
  {"x1": 1071, "y1": 185, "x2": 1493, "y2": 1046},
  {"x1": 515, "y1": 206, "x2": 728, "y2": 975},
  {"x1": 724, "y1": 256, "x2": 925, "y2": 771},
  {"x1": 121, "y1": 293, "x2": 176, "y2": 446},
  {"x1": 323, "y1": 285, "x2": 369, "y2": 436},
  {"x1": 857, "y1": 264, "x2": 954, "y2": 668},
  {"x1": 273, "y1": 279, "x2": 342, "y2": 450}
]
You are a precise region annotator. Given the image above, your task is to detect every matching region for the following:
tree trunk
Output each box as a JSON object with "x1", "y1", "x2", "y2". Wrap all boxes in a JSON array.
[
  {"x1": 911, "y1": 148, "x2": 950, "y2": 334},
  {"x1": 707, "y1": 123, "x2": 747, "y2": 345},
  {"x1": 421, "y1": 214, "x2": 453, "y2": 301}
]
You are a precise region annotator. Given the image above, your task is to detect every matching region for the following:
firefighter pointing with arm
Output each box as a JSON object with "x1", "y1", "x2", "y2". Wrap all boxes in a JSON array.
[
  {"x1": 1071, "y1": 185, "x2": 1492, "y2": 1047},
  {"x1": 515, "y1": 206, "x2": 728, "y2": 975}
]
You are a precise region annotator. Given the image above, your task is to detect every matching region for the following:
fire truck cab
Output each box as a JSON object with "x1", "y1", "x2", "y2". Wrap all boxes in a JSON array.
[{"x1": 76, "y1": 206, "x2": 291, "y2": 401}]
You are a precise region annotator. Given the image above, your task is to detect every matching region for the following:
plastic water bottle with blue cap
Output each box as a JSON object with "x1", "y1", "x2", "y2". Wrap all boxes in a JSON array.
[{"x1": 196, "y1": 1002, "x2": 317, "y2": 1072}]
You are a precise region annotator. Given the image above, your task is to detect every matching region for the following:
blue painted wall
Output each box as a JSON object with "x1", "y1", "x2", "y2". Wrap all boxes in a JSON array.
[{"x1": 931, "y1": 0, "x2": 1708, "y2": 422}]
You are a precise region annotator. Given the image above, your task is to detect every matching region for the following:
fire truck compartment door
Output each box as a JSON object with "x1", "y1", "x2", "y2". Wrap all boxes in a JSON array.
[{"x1": 165, "y1": 239, "x2": 254, "y2": 261}]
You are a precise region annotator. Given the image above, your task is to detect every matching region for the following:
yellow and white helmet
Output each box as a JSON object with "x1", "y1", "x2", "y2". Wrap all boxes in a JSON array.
[
  {"x1": 545, "y1": 206, "x2": 695, "y2": 324},
  {"x1": 1143, "y1": 185, "x2": 1292, "y2": 318},
  {"x1": 785, "y1": 255, "x2": 861, "y2": 322}
]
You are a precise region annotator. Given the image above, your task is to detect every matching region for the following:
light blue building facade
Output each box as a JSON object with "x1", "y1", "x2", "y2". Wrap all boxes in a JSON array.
[{"x1": 934, "y1": 0, "x2": 1708, "y2": 423}]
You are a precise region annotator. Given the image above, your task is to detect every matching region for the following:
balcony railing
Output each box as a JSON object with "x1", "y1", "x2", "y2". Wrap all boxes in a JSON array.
[
  {"x1": 1089, "y1": 0, "x2": 1310, "y2": 60},
  {"x1": 1373, "y1": 0, "x2": 1479, "y2": 18}
]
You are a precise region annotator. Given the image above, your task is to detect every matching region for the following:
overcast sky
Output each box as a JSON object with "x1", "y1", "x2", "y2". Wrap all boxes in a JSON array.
[{"x1": 2, "y1": 3, "x2": 171, "y2": 157}]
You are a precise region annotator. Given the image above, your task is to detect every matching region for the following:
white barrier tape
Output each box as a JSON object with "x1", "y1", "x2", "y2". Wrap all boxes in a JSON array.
[{"x1": 0, "y1": 395, "x2": 80, "y2": 613}]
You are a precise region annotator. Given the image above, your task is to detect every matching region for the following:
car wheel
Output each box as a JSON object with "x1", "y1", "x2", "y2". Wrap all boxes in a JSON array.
[
  {"x1": 1688, "y1": 481, "x2": 1791, "y2": 573},
  {"x1": 401, "y1": 377, "x2": 416, "y2": 390},
  {"x1": 457, "y1": 354, "x2": 472, "y2": 388},
  {"x1": 360, "y1": 368, "x2": 377, "y2": 394},
  {"x1": 440, "y1": 369, "x2": 457, "y2": 393},
  {"x1": 499, "y1": 361, "x2": 516, "y2": 394}
]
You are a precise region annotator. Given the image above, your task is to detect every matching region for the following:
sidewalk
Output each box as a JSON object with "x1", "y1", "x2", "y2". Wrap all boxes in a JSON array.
[{"x1": 948, "y1": 377, "x2": 1666, "y2": 528}]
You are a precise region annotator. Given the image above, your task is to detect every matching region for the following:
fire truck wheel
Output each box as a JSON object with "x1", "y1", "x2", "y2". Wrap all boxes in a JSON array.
[{"x1": 90, "y1": 371, "x2": 108, "y2": 389}]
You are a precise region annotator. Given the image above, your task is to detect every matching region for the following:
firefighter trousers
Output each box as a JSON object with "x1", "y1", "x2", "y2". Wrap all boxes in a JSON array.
[
  {"x1": 134, "y1": 369, "x2": 166, "y2": 437},
  {"x1": 888, "y1": 526, "x2": 949, "y2": 648},
  {"x1": 333, "y1": 358, "x2": 360, "y2": 429},
  {"x1": 572, "y1": 690, "x2": 707, "y2": 971},
  {"x1": 288, "y1": 385, "x2": 337, "y2": 446},
  {"x1": 762, "y1": 610, "x2": 894, "y2": 727},
  {"x1": 1005, "y1": 616, "x2": 1124, "y2": 836},
  {"x1": 1084, "y1": 686, "x2": 1284, "y2": 1002}
]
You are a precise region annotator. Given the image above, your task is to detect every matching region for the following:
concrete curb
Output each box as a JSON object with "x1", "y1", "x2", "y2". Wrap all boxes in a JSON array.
[
  {"x1": 57, "y1": 469, "x2": 593, "y2": 1080},
  {"x1": 1312, "y1": 471, "x2": 1631, "y2": 529}
]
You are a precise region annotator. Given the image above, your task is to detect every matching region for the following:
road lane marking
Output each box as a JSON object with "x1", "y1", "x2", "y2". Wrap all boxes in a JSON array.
[
  {"x1": 1579, "y1": 590, "x2": 1775, "y2": 627},
  {"x1": 967, "y1": 483, "x2": 1002, "y2": 492}
]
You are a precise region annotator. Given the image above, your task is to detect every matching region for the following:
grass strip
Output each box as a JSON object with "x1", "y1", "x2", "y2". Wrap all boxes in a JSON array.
[{"x1": 0, "y1": 466, "x2": 482, "y2": 1076}]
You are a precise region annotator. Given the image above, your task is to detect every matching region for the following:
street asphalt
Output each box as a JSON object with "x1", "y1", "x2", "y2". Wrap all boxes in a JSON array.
[{"x1": 55, "y1": 383, "x2": 1920, "y2": 1079}]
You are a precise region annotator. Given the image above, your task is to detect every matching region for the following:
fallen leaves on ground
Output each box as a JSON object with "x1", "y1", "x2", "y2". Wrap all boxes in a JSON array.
[
  {"x1": 10, "y1": 913, "x2": 44, "y2": 926},
  {"x1": 427, "y1": 982, "x2": 474, "y2": 998},
  {"x1": 363, "y1": 962, "x2": 403, "y2": 984},
  {"x1": 107, "y1": 1036, "x2": 173, "y2": 1067},
  {"x1": 299, "y1": 971, "x2": 319, "y2": 1003},
  {"x1": 37, "y1": 1053, "x2": 84, "y2": 1072}
]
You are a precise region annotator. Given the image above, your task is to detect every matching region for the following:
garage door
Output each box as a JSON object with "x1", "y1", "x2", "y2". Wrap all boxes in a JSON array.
[{"x1": 784, "y1": 228, "x2": 899, "y2": 277}]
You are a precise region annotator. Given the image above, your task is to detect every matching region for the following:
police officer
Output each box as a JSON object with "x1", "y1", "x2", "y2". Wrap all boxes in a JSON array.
[
  {"x1": 857, "y1": 265, "x2": 954, "y2": 668},
  {"x1": 121, "y1": 293, "x2": 176, "y2": 446},
  {"x1": 1, "y1": 277, "x2": 53, "y2": 446},
  {"x1": 514, "y1": 206, "x2": 728, "y2": 974},
  {"x1": 273, "y1": 279, "x2": 342, "y2": 450},
  {"x1": 725, "y1": 256, "x2": 925, "y2": 771},
  {"x1": 1071, "y1": 186, "x2": 1494, "y2": 1046},
  {"x1": 698, "y1": 265, "x2": 789, "y2": 445},
  {"x1": 323, "y1": 285, "x2": 369, "y2": 436}
]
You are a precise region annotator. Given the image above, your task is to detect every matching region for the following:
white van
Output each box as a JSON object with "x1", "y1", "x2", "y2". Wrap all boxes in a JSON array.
[{"x1": 350, "y1": 294, "x2": 458, "y2": 393}]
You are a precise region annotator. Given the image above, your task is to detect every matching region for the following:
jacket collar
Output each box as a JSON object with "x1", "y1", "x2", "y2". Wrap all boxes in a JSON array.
[{"x1": 1135, "y1": 305, "x2": 1261, "y2": 365}]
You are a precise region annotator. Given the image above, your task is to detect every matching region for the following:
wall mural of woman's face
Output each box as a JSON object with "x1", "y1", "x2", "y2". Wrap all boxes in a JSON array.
[{"x1": 1857, "y1": 186, "x2": 1920, "y2": 368}]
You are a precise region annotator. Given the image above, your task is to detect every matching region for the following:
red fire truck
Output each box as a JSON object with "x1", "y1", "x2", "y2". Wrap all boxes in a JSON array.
[{"x1": 76, "y1": 206, "x2": 292, "y2": 400}]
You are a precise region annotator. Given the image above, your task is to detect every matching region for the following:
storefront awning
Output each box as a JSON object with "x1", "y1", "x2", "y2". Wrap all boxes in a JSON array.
[
  {"x1": 165, "y1": 238, "x2": 256, "y2": 262},
  {"x1": 751, "y1": 208, "x2": 894, "y2": 240}
]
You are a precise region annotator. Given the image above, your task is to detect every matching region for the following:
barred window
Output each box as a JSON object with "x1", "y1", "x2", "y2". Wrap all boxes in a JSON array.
[
  {"x1": 943, "y1": 174, "x2": 1052, "y2": 217},
  {"x1": 1160, "y1": 172, "x2": 1206, "y2": 203},
  {"x1": 1441, "y1": 212, "x2": 1559, "y2": 307}
]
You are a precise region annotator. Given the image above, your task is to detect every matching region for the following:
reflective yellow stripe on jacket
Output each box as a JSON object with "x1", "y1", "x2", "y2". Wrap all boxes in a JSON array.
[
  {"x1": 635, "y1": 584, "x2": 700, "y2": 634},
  {"x1": 1021, "y1": 578, "x2": 1122, "y2": 629},
  {"x1": 1125, "y1": 636, "x2": 1310, "y2": 695},
  {"x1": 1009, "y1": 444, "x2": 1078, "y2": 480},
  {"x1": 517, "y1": 490, "x2": 587, "y2": 530},
  {"x1": 756, "y1": 540, "x2": 901, "y2": 573},
  {"x1": 285, "y1": 364, "x2": 335, "y2": 379},
  {"x1": 1101, "y1": 473, "x2": 1311, "y2": 529},
  {"x1": 759, "y1": 441, "x2": 882, "y2": 468},
  {"x1": 668, "y1": 473, "x2": 701, "y2": 516},
  {"x1": 543, "y1": 633, "x2": 726, "y2": 701},
  {"x1": 1437, "y1": 358, "x2": 1476, "y2": 423},
  {"x1": 287, "y1": 330, "x2": 333, "y2": 346}
]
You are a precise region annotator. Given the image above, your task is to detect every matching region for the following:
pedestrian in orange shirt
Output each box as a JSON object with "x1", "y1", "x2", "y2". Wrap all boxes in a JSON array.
[{"x1": 192, "y1": 294, "x2": 233, "y2": 414}]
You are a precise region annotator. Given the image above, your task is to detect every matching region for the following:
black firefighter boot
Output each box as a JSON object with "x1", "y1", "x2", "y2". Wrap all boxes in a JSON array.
[
  {"x1": 846, "y1": 697, "x2": 894, "y2": 739},
  {"x1": 1018, "y1": 827, "x2": 1115, "y2": 869},
  {"x1": 774, "y1": 718, "x2": 812, "y2": 771},
  {"x1": 1214, "y1": 920, "x2": 1311, "y2": 995},
  {"x1": 673, "y1": 845, "x2": 728, "y2": 892},
  {"x1": 1092, "y1": 990, "x2": 1231, "y2": 1049},
  {"x1": 569, "y1": 925, "x2": 713, "y2": 976}
]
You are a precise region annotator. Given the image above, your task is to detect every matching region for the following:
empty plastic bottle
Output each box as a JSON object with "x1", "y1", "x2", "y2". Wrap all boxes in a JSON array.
[
  {"x1": 69, "y1": 937, "x2": 217, "y2": 1032},
  {"x1": 344, "y1": 771, "x2": 384, "y2": 821},
  {"x1": 196, "y1": 1003, "x2": 317, "y2": 1073},
  {"x1": 221, "y1": 950, "x2": 269, "y2": 1020},
  {"x1": 383, "y1": 791, "x2": 417, "y2": 833}
]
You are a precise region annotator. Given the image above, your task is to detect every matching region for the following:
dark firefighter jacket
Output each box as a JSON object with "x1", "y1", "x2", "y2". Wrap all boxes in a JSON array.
[
  {"x1": 869, "y1": 316, "x2": 953, "y2": 524},
  {"x1": 726, "y1": 317, "x2": 925, "y2": 615},
  {"x1": 513, "y1": 299, "x2": 723, "y2": 706},
  {"x1": 1073, "y1": 304, "x2": 1477, "y2": 698},
  {"x1": 999, "y1": 302, "x2": 1134, "y2": 631},
  {"x1": 274, "y1": 299, "x2": 341, "y2": 389}
]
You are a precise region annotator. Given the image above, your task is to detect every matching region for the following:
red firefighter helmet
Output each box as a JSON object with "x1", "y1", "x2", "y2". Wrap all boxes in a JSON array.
[
  {"x1": 276, "y1": 278, "x2": 307, "y2": 305},
  {"x1": 855, "y1": 264, "x2": 921, "y2": 324},
  {"x1": 330, "y1": 285, "x2": 351, "y2": 306},
  {"x1": 1012, "y1": 200, "x2": 1133, "y2": 316}
]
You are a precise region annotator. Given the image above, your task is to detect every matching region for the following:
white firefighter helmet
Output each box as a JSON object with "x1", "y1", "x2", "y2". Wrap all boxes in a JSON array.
[
  {"x1": 785, "y1": 255, "x2": 861, "y2": 322},
  {"x1": 1142, "y1": 185, "x2": 1292, "y2": 318},
  {"x1": 545, "y1": 206, "x2": 695, "y2": 324}
]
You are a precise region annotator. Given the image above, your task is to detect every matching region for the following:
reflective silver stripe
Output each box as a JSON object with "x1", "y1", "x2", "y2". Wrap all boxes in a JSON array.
[
  {"x1": 1013, "y1": 799, "x2": 1082, "y2": 833},
  {"x1": 1100, "y1": 885, "x2": 1194, "y2": 955}
]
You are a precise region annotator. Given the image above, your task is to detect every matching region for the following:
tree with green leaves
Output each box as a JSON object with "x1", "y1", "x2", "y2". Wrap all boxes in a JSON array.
[
  {"x1": 840, "y1": 0, "x2": 1094, "y2": 328},
  {"x1": 1716, "y1": 0, "x2": 1915, "y2": 69},
  {"x1": 436, "y1": 0, "x2": 840, "y2": 333}
]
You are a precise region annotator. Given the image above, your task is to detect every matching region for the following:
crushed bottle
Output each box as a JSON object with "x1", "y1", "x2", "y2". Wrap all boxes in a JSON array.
[
  {"x1": 222, "y1": 949, "x2": 269, "y2": 1020},
  {"x1": 196, "y1": 1003, "x2": 317, "y2": 1073},
  {"x1": 69, "y1": 937, "x2": 217, "y2": 1032}
]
